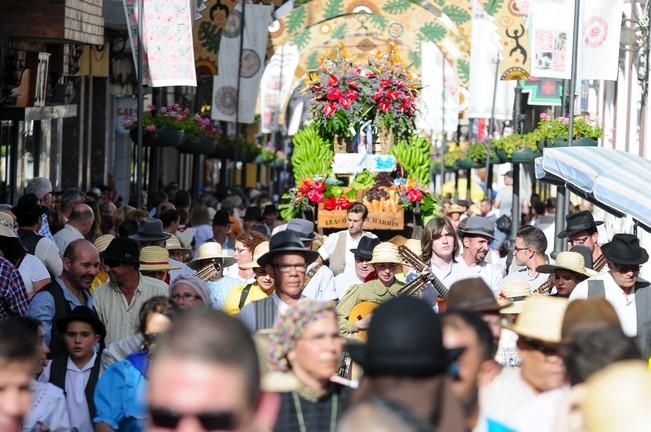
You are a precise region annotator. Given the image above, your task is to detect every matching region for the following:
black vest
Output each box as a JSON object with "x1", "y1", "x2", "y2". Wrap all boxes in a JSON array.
[
  {"x1": 49, "y1": 353, "x2": 102, "y2": 420},
  {"x1": 17, "y1": 229, "x2": 44, "y2": 255}
]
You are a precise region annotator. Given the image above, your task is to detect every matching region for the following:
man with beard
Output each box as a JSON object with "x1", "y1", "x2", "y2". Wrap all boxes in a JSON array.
[
  {"x1": 28, "y1": 239, "x2": 99, "y2": 357},
  {"x1": 557, "y1": 211, "x2": 607, "y2": 272},
  {"x1": 458, "y1": 216, "x2": 503, "y2": 293},
  {"x1": 333, "y1": 237, "x2": 381, "y2": 300}
]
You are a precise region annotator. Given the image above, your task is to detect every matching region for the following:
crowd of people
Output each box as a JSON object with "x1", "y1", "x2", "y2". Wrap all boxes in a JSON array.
[{"x1": 0, "y1": 175, "x2": 650, "y2": 431}]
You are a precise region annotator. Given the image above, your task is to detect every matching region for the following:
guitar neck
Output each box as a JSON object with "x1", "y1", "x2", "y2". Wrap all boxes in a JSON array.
[
  {"x1": 427, "y1": 271, "x2": 449, "y2": 299},
  {"x1": 397, "y1": 246, "x2": 449, "y2": 299}
]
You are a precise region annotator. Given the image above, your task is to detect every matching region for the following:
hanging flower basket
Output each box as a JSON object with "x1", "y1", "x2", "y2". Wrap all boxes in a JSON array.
[
  {"x1": 511, "y1": 148, "x2": 541, "y2": 163},
  {"x1": 178, "y1": 136, "x2": 217, "y2": 154},
  {"x1": 130, "y1": 126, "x2": 184, "y2": 148},
  {"x1": 456, "y1": 158, "x2": 475, "y2": 170}
]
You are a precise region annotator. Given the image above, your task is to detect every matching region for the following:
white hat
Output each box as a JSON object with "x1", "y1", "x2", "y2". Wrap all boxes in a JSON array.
[
  {"x1": 497, "y1": 279, "x2": 531, "y2": 314},
  {"x1": 94, "y1": 234, "x2": 115, "y2": 254},
  {"x1": 368, "y1": 242, "x2": 403, "y2": 265},
  {"x1": 241, "y1": 241, "x2": 270, "y2": 270},
  {"x1": 139, "y1": 246, "x2": 182, "y2": 271},
  {"x1": 189, "y1": 242, "x2": 236, "y2": 268}
]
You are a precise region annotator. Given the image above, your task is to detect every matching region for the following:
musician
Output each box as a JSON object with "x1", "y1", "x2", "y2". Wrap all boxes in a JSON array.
[
  {"x1": 187, "y1": 242, "x2": 240, "y2": 310},
  {"x1": 570, "y1": 234, "x2": 651, "y2": 344},
  {"x1": 501, "y1": 225, "x2": 548, "y2": 292},
  {"x1": 336, "y1": 243, "x2": 405, "y2": 335},
  {"x1": 412, "y1": 217, "x2": 474, "y2": 306},
  {"x1": 286, "y1": 219, "x2": 337, "y2": 301},
  {"x1": 557, "y1": 211, "x2": 607, "y2": 272},
  {"x1": 536, "y1": 251, "x2": 594, "y2": 297},
  {"x1": 317, "y1": 202, "x2": 378, "y2": 276},
  {"x1": 333, "y1": 237, "x2": 380, "y2": 300},
  {"x1": 458, "y1": 216, "x2": 503, "y2": 293}
]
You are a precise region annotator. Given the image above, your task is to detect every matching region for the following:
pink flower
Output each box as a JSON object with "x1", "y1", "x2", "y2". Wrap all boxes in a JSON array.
[
  {"x1": 161, "y1": 107, "x2": 168, "y2": 113},
  {"x1": 307, "y1": 189, "x2": 324, "y2": 204},
  {"x1": 344, "y1": 89, "x2": 358, "y2": 101},
  {"x1": 347, "y1": 79, "x2": 358, "y2": 89},
  {"x1": 339, "y1": 97, "x2": 352, "y2": 109},
  {"x1": 175, "y1": 114, "x2": 184, "y2": 121},
  {"x1": 380, "y1": 79, "x2": 391, "y2": 88},
  {"x1": 326, "y1": 87, "x2": 343, "y2": 101},
  {"x1": 328, "y1": 75, "x2": 339, "y2": 86},
  {"x1": 313, "y1": 181, "x2": 326, "y2": 193},
  {"x1": 560, "y1": 117, "x2": 569, "y2": 124},
  {"x1": 124, "y1": 120, "x2": 134, "y2": 128},
  {"x1": 147, "y1": 104, "x2": 156, "y2": 111},
  {"x1": 407, "y1": 189, "x2": 423, "y2": 203},
  {"x1": 323, "y1": 102, "x2": 337, "y2": 117},
  {"x1": 378, "y1": 99, "x2": 391, "y2": 113},
  {"x1": 184, "y1": 107, "x2": 190, "y2": 114},
  {"x1": 539, "y1": 112, "x2": 551, "y2": 120},
  {"x1": 145, "y1": 124, "x2": 157, "y2": 133}
]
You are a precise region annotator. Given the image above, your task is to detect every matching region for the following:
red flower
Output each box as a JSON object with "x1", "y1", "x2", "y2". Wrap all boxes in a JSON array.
[
  {"x1": 386, "y1": 89, "x2": 398, "y2": 101},
  {"x1": 347, "y1": 79, "x2": 358, "y2": 89},
  {"x1": 380, "y1": 79, "x2": 391, "y2": 87},
  {"x1": 407, "y1": 188, "x2": 423, "y2": 203},
  {"x1": 378, "y1": 98, "x2": 391, "y2": 113},
  {"x1": 323, "y1": 102, "x2": 337, "y2": 117},
  {"x1": 344, "y1": 89, "x2": 358, "y2": 101},
  {"x1": 323, "y1": 197, "x2": 337, "y2": 211},
  {"x1": 326, "y1": 87, "x2": 343, "y2": 101},
  {"x1": 372, "y1": 90, "x2": 383, "y2": 101},
  {"x1": 328, "y1": 75, "x2": 339, "y2": 86},
  {"x1": 307, "y1": 189, "x2": 325, "y2": 204},
  {"x1": 339, "y1": 97, "x2": 352, "y2": 109},
  {"x1": 299, "y1": 180, "x2": 311, "y2": 195},
  {"x1": 336, "y1": 198, "x2": 351, "y2": 210},
  {"x1": 313, "y1": 181, "x2": 326, "y2": 193}
]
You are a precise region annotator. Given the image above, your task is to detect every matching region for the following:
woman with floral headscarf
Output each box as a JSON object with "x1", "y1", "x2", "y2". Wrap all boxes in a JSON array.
[{"x1": 269, "y1": 300, "x2": 350, "y2": 432}]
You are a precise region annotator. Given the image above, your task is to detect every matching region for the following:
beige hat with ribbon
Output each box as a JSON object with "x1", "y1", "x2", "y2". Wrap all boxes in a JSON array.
[
  {"x1": 368, "y1": 242, "x2": 403, "y2": 265},
  {"x1": 0, "y1": 212, "x2": 17, "y2": 238},
  {"x1": 404, "y1": 238, "x2": 422, "y2": 258},
  {"x1": 497, "y1": 279, "x2": 532, "y2": 315},
  {"x1": 537, "y1": 251, "x2": 597, "y2": 278},
  {"x1": 189, "y1": 241, "x2": 236, "y2": 268},
  {"x1": 139, "y1": 246, "x2": 182, "y2": 271},
  {"x1": 241, "y1": 241, "x2": 270, "y2": 270},
  {"x1": 165, "y1": 234, "x2": 191, "y2": 252},
  {"x1": 94, "y1": 234, "x2": 115, "y2": 254},
  {"x1": 506, "y1": 296, "x2": 568, "y2": 344}
]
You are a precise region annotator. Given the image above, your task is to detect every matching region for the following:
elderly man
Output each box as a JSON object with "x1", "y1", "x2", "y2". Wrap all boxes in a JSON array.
[
  {"x1": 458, "y1": 216, "x2": 503, "y2": 293},
  {"x1": 501, "y1": 225, "x2": 549, "y2": 292},
  {"x1": 336, "y1": 242, "x2": 405, "y2": 336},
  {"x1": 28, "y1": 239, "x2": 99, "y2": 357},
  {"x1": 93, "y1": 237, "x2": 168, "y2": 344},
  {"x1": 54, "y1": 203, "x2": 94, "y2": 256},
  {"x1": 557, "y1": 211, "x2": 607, "y2": 272},
  {"x1": 147, "y1": 309, "x2": 279, "y2": 432},
  {"x1": 570, "y1": 234, "x2": 651, "y2": 345},
  {"x1": 317, "y1": 202, "x2": 377, "y2": 276},
  {"x1": 25, "y1": 177, "x2": 55, "y2": 241},
  {"x1": 333, "y1": 236, "x2": 380, "y2": 300},
  {"x1": 239, "y1": 231, "x2": 319, "y2": 332}
]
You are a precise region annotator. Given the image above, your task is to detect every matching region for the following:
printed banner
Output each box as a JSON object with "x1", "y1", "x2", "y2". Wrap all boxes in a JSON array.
[
  {"x1": 211, "y1": 3, "x2": 273, "y2": 123},
  {"x1": 259, "y1": 43, "x2": 299, "y2": 133},
  {"x1": 580, "y1": 0, "x2": 624, "y2": 81},
  {"x1": 530, "y1": 0, "x2": 574, "y2": 79}
]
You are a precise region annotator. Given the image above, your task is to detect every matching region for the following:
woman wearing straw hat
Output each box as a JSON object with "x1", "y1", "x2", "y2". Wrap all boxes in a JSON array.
[
  {"x1": 91, "y1": 234, "x2": 115, "y2": 294},
  {"x1": 223, "y1": 242, "x2": 276, "y2": 316},
  {"x1": 335, "y1": 242, "x2": 405, "y2": 336},
  {"x1": 139, "y1": 246, "x2": 181, "y2": 284},
  {"x1": 536, "y1": 251, "x2": 596, "y2": 297}
]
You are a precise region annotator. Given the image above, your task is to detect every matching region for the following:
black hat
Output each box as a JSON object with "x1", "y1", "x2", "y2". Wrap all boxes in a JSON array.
[
  {"x1": 56, "y1": 306, "x2": 106, "y2": 339},
  {"x1": 129, "y1": 218, "x2": 171, "y2": 242},
  {"x1": 601, "y1": 234, "x2": 649, "y2": 266},
  {"x1": 212, "y1": 209, "x2": 231, "y2": 226},
  {"x1": 286, "y1": 219, "x2": 316, "y2": 241},
  {"x1": 346, "y1": 296, "x2": 463, "y2": 377},
  {"x1": 457, "y1": 216, "x2": 495, "y2": 240},
  {"x1": 257, "y1": 230, "x2": 319, "y2": 267},
  {"x1": 263, "y1": 204, "x2": 278, "y2": 216},
  {"x1": 12, "y1": 193, "x2": 47, "y2": 222},
  {"x1": 350, "y1": 236, "x2": 381, "y2": 261},
  {"x1": 557, "y1": 211, "x2": 604, "y2": 239},
  {"x1": 503, "y1": 170, "x2": 513, "y2": 177},
  {"x1": 243, "y1": 207, "x2": 262, "y2": 222},
  {"x1": 102, "y1": 237, "x2": 140, "y2": 264}
]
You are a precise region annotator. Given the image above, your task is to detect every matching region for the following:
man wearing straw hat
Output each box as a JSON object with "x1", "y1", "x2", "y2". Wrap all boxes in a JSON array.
[
  {"x1": 336, "y1": 242, "x2": 405, "y2": 335},
  {"x1": 480, "y1": 296, "x2": 569, "y2": 431},
  {"x1": 536, "y1": 251, "x2": 595, "y2": 297}
]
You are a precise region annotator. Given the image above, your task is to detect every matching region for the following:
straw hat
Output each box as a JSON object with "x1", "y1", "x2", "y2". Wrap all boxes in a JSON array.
[
  {"x1": 0, "y1": 212, "x2": 17, "y2": 238},
  {"x1": 139, "y1": 246, "x2": 181, "y2": 271},
  {"x1": 94, "y1": 234, "x2": 115, "y2": 254},
  {"x1": 165, "y1": 234, "x2": 191, "y2": 252},
  {"x1": 506, "y1": 296, "x2": 568, "y2": 344},
  {"x1": 241, "y1": 241, "x2": 270, "y2": 270},
  {"x1": 445, "y1": 204, "x2": 465, "y2": 215},
  {"x1": 497, "y1": 279, "x2": 531, "y2": 315},
  {"x1": 368, "y1": 242, "x2": 403, "y2": 265},
  {"x1": 189, "y1": 242, "x2": 236, "y2": 268},
  {"x1": 537, "y1": 251, "x2": 596, "y2": 278},
  {"x1": 404, "y1": 238, "x2": 422, "y2": 258},
  {"x1": 582, "y1": 361, "x2": 651, "y2": 432}
]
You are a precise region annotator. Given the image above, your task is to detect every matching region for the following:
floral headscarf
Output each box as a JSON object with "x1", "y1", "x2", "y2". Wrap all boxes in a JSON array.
[{"x1": 268, "y1": 300, "x2": 337, "y2": 372}]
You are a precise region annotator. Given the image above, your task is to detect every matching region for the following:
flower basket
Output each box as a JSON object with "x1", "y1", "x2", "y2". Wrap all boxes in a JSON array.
[
  {"x1": 130, "y1": 126, "x2": 184, "y2": 148},
  {"x1": 178, "y1": 136, "x2": 217, "y2": 154},
  {"x1": 496, "y1": 149, "x2": 509, "y2": 163},
  {"x1": 573, "y1": 137, "x2": 598, "y2": 146},
  {"x1": 374, "y1": 126, "x2": 394, "y2": 155},
  {"x1": 511, "y1": 148, "x2": 540, "y2": 163},
  {"x1": 456, "y1": 158, "x2": 475, "y2": 170}
]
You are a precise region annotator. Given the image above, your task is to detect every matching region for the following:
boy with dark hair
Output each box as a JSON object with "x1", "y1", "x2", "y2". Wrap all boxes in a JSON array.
[{"x1": 39, "y1": 306, "x2": 105, "y2": 432}]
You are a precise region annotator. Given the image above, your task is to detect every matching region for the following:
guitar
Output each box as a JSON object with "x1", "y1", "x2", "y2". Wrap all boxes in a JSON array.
[{"x1": 398, "y1": 245, "x2": 449, "y2": 312}]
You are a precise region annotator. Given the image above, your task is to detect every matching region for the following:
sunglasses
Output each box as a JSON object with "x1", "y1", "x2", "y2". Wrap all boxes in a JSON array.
[
  {"x1": 518, "y1": 337, "x2": 562, "y2": 357},
  {"x1": 149, "y1": 407, "x2": 237, "y2": 430}
]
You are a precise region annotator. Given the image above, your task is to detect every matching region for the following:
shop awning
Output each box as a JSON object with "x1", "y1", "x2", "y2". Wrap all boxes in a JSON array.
[{"x1": 535, "y1": 147, "x2": 651, "y2": 230}]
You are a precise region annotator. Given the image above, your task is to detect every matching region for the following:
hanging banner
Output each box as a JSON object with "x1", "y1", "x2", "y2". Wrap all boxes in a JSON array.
[
  {"x1": 484, "y1": 0, "x2": 531, "y2": 80},
  {"x1": 211, "y1": 3, "x2": 273, "y2": 123},
  {"x1": 123, "y1": 0, "x2": 197, "y2": 87},
  {"x1": 579, "y1": 0, "x2": 624, "y2": 81},
  {"x1": 259, "y1": 43, "x2": 299, "y2": 133},
  {"x1": 529, "y1": 0, "x2": 574, "y2": 80}
]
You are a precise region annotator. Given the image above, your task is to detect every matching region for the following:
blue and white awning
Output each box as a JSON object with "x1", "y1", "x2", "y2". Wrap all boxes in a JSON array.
[{"x1": 535, "y1": 147, "x2": 651, "y2": 230}]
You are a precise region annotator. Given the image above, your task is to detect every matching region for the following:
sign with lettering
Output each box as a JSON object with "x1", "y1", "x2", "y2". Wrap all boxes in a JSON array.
[{"x1": 317, "y1": 206, "x2": 404, "y2": 231}]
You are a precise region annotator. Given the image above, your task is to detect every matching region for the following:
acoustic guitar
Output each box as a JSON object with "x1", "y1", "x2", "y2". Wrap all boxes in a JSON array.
[{"x1": 347, "y1": 301, "x2": 380, "y2": 341}]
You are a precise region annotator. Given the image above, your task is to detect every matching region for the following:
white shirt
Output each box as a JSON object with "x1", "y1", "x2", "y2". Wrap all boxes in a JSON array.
[
  {"x1": 417, "y1": 259, "x2": 476, "y2": 304},
  {"x1": 502, "y1": 266, "x2": 549, "y2": 293},
  {"x1": 53, "y1": 224, "x2": 84, "y2": 256},
  {"x1": 223, "y1": 262, "x2": 252, "y2": 283},
  {"x1": 318, "y1": 230, "x2": 378, "y2": 275},
  {"x1": 462, "y1": 260, "x2": 504, "y2": 294},
  {"x1": 23, "y1": 380, "x2": 71, "y2": 432},
  {"x1": 302, "y1": 263, "x2": 337, "y2": 301},
  {"x1": 570, "y1": 272, "x2": 640, "y2": 336},
  {"x1": 333, "y1": 270, "x2": 364, "y2": 300},
  {"x1": 40, "y1": 354, "x2": 97, "y2": 432},
  {"x1": 271, "y1": 292, "x2": 292, "y2": 315},
  {"x1": 18, "y1": 253, "x2": 50, "y2": 294},
  {"x1": 34, "y1": 236, "x2": 63, "y2": 276}
]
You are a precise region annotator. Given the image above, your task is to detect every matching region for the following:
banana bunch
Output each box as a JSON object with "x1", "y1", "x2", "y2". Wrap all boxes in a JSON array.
[
  {"x1": 391, "y1": 135, "x2": 431, "y2": 185},
  {"x1": 291, "y1": 124, "x2": 334, "y2": 183}
]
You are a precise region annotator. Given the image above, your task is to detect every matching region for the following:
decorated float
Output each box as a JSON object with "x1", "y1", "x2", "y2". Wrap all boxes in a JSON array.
[{"x1": 280, "y1": 44, "x2": 440, "y2": 231}]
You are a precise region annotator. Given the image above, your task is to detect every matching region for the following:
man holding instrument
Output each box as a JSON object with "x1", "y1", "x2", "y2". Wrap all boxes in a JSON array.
[{"x1": 335, "y1": 242, "x2": 405, "y2": 336}]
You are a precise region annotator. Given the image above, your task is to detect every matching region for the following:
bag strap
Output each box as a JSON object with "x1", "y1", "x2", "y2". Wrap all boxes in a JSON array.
[
  {"x1": 587, "y1": 279, "x2": 606, "y2": 298},
  {"x1": 238, "y1": 283, "x2": 254, "y2": 310}
]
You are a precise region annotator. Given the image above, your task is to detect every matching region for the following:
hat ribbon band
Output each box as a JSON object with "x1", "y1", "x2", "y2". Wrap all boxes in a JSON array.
[
  {"x1": 140, "y1": 261, "x2": 170, "y2": 265},
  {"x1": 508, "y1": 295, "x2": 528, "y2": 302}
]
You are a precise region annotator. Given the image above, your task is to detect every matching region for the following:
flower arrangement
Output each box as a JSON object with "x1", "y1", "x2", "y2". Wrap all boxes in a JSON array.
[
  {"x1": 466, "y1": 140, "x2": 496, "y2": 163},
  {"x1": 323, "y1": 196, "x2": 352, "y2": 211},
  {"x1": 190, "y1": 114, "x2": 222, "y2": 139},
  {"x1": 124, "y1": 104, "x2": 222, "y2": 140},
  {"x1": 533, "y1": 113, "x2": 603, "y2": 142}
]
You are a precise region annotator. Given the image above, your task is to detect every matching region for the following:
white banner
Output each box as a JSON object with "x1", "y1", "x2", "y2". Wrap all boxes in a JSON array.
[
  {"x1": 212, "y1": 3, "x2": 273, "y2": 123},
  {"x1": 580, "y1": 0, "x2": 623, "y2": 81},
  {"x1": 530, "y1": 0, "x2": 575, "y2": 79},
  {"x1": 259, "y1": 43, "x2": 299, "y2": 133}
]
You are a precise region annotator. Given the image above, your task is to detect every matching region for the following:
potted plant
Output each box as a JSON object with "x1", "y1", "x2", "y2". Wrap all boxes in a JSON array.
[
  {"x1": 510, "y1": 133, "x2": 541, "y2": 163},
  {"x1": 126, "y1": 104, "x2": 192, "y2": 147},
  {"x1": 178, "y1": 115, "x2": 221, "y2": 154},
  {"x1": 533, "y1": 113, "x2": 602, "y2": 148},
  {"x1": 443, "y1": 145, "x2": 464, "y2": 172}
]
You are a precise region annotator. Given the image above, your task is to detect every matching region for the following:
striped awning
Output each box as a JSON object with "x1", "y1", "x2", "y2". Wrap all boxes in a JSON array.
[{"x1": 535, "y1": 147, "x2": 651, "y2": 230}]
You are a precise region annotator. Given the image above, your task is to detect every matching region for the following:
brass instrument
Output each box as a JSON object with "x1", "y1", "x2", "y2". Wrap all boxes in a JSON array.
[{"x1": 193, "y1": 260, "x2": 221, "y2": 281}]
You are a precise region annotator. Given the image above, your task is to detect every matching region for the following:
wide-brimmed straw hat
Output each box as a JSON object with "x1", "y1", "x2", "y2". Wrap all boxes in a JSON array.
[
  {"x1": 94, "y1": 234, "x2": 115, "y2": 254},
  {"x1": 241, "y1": 241, "x2": 270, "y2": 270},
  {"x1": 537, "y1": 251, "x2": 597, "y2": 278},
  {"x1": 189, "y1": 242, "x2": 236, "y2": 268},
  {"x1": 165, "y1": 235, "x2": 191, "y2": 252},
  {"x1": 497, "y1": 279, "x2": 531, "y2": 314},
  {"x1": 506, "y1": 296, "x2": 568, "y2": 344},
  {"x1": 403, "y1": 238, "x2": 422, "y2": 258},
  {"x1": 0, "y1": 212, "x2": 17, "y2": 238},
  {"x1": 601, "y1": 234, "x2": 649, "y2": 266},
  {"x1": 368, "y1": 242, "x2": 403, "y2": 265},
  {"x1": 445, "y1": 204, "x2": 465, "y2": 215},
  {"x1": 139, "y1": 246, "x2": 181, "y2": 272}
]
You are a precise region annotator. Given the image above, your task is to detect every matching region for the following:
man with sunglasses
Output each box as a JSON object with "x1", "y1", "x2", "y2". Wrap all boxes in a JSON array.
[
  {"x1": 501, "y1": 225, "x2": 549, "y2": 292},
  {"x1": 557, "y1": 210, "x2": 607, "y2": 272},
  {"x1": 239, "y1": 231, "x2": 319, "y2": 332},
  {"x1": 570, "y1": 234, "x2": 651, "y2": 345},
  {"x1": 480, "y1": 296, "x2": 569, "y2": 431},
  {"x1": 148, "y1": 309, "x2": 279, "y2": 432}
]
